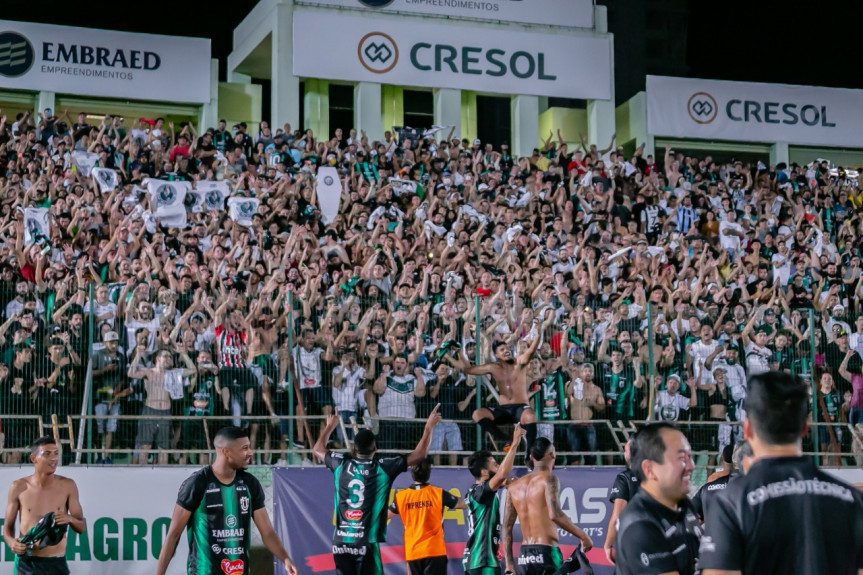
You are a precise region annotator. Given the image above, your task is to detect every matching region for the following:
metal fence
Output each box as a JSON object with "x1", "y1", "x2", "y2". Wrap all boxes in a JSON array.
[{"x1": 0, "y1": 281, "x2": 861, "y2": 468}]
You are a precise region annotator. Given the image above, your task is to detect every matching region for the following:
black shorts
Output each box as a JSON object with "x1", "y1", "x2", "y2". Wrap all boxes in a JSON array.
[
  {"x1": 332, "y1": 543, "x2": 382, "y2": 575},
  {"x1": 408, "y1": 555, "x2": 447, "y2": 575},
  {"x1": 170, "y1": 398, "x2": 186, "y2": 417},
  {"x1": 515, "y1": 545, "x2": 563, "y2": 575},
  {"x1": 15, "y1": 555, "x2": 70, "y2": 575},
  {"x1": 489, "y1": 403, "x2": 530, "y2": 425},
  {"x1": 220, "y1": 367, "x2": 257, "y2": 389},
  {"x1": 181, "y1": 418, "x2": 210, "y2": 449},
  {"x1": 301, "y1": 387, "x2": 334, "y2": 413}
]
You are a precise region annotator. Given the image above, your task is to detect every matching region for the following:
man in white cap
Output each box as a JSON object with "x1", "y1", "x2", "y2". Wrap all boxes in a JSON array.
[
  {"x1": 91, "y1": 331, "x2": 129, "y2": 464},
  {"x1": 653, "y1": 374, "x2": 695, "y2": 422}
]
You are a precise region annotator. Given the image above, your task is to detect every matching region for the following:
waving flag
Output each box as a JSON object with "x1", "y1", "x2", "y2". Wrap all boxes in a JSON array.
[
  {"x1": 92, "y1": 168, "x2": 119, "y2": 193},
  {"x1": 187, "y1": 181, "x2": 229, "y2": 213},
  {"x1": 147, "y1": 180, "x2": 189, "y2": 228},
  {"x1": 24, "y1": 207, "x2": 50, "y2": 244},
  {"x1": 72, "y1": 151, "x2": 99, "y2": 177},
  {"x1": 227, "y1": 197, "x2": 260, "y2": 227}
]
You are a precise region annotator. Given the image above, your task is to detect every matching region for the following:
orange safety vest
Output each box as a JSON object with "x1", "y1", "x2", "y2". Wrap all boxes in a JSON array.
[{"x1": 393, "y1": 484, "x2": 446, "y2": 561}]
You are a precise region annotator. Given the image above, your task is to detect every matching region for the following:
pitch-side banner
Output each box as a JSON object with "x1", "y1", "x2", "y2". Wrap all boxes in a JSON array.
[
  {"x1": 292, "y1": 10, "x2": 611, "y2": 100},
  {"x1": 0, "y1": 19, "x2": 210, "y2": 103},
  {"x1": 272, "y1": 467, "x2": 620, "y2": 575},
  {"x1": 297, "y1": 0, "x2": 594, "y2": 29},
  {"x1": 646, "y1": 75, "x2": 863, "y2": 148}
]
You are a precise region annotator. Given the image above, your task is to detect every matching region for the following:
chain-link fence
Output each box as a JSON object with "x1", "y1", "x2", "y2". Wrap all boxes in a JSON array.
[{"x1": 0, "y1": 281, "x2": 861, "y2": 468}]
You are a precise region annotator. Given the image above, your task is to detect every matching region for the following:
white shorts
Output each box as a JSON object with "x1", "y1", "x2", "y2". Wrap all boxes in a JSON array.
[
  {"x1": 95, "y1": 402, "x2": 120, "y2": 434},
  {"x1": 430, "y1": 422, "x2": 462, "y2": 452}
]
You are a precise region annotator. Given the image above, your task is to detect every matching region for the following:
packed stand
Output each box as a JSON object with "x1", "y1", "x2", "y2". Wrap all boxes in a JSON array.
[{"x1": 0, "y1": 108, "x2": 860, "y2": 466}]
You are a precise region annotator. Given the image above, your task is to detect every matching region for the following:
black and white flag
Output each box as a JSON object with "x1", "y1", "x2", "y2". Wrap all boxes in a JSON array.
[
  {"x1": 92, "y1": 168, "x2": 119, "y2": 193},
  {"x1": 146, "y1": 180, "x2": 189, "y2": 228},
  {"x1": 72, "y1": 151, "x2": 99, "y2": 177},
  {"x1": 24, "y1": 207, "x2": 50, "y2": 244},
  {"x1": 227, "y1": 197, "x2": 260, "y2": 227}
]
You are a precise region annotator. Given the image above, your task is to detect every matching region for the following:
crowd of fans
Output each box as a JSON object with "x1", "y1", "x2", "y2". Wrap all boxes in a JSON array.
[{"x1": 0, "y1": 107, "x2": 861, "y2": 466}]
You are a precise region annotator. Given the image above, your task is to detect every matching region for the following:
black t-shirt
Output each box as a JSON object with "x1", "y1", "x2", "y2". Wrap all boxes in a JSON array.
[
  {"x1": 176, "y1": 466, "x2": 266, "y2": 575},
  {"x1": 699, "y1": 456, "x2": 863, "y2": 575},
  {"x1": 691, "y1": 470, "x2": 736, "y2": 521},
  {"x1": 609, "y1": 468, "x2": 640, "y2": 504},
  {"x1": 615, "y1": 490, "x2": 702, "y2": 575}
]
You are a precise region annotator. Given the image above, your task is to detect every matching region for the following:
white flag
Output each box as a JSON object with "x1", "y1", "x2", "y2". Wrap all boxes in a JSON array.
[
  {"x1": 147, "y1": 180, "x2": 190, "y2": 229},
  {"x1": 92, "y1": 168, "x2": 119, "y2": 193},
  {"x1": 421, "y1": 125, "x2": 453, "y2": 139},
  {"x1": 72, "y1": 151, "x2": 100, "y2": 177},
  {"x1": 316, "y1": 166, "x2": 341, "y2": 224},
  {"x1": 23, "y1": 208, "x2": 50, "y2": 244},
  {"x1": 228, "y1": 197, "x2": 260, "y2": 227},
  {"x1": 189, "y1": 181, "x2": 229, "y2": 213},
  {"x1": 388, "y1": 177, "x2": 417, "y2": 197}
]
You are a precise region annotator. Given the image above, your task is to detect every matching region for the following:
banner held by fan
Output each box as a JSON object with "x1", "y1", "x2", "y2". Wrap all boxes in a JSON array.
[
  {"x1": 190, "y1": 181, "x2": 229, "y2": 213},
  {"x1": 146, "y1": 180, "x2": 189, "y2": 228},
  {"x1": 72, "y1": 151, "x2": 100, "y2": 177},
  {"x1": 92, "y1": 168, "x2": 119, "y2": 193},
  {"x1": 228, "y1": 197, "x2": 260, "y2": 227},
  {"x1": 24, "y1": 207, "x2": 50, "y2": 244},
  {"x1": 316, "y1": 167, "x2": 341, "y2": 225}
]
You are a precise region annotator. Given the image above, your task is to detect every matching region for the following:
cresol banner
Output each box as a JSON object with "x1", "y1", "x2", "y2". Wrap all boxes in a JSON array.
[
  {"x1": 0, "y1": 19, "x2": 210, "y2": 103},
  {"x1": 272, "y1": 466, "x2": 621, "y2": 575},
  {"x1": 292, "y1": 9, "x2": 612, "y2": 100},
  {"x1": 646, "y1": 75, "x2": 863, "y2": 148},
  {"x1": 0, "y1": 466, "x2": 270, "y2": 575}
]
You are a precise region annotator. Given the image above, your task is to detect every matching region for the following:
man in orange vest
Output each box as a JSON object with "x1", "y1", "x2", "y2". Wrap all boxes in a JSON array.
[{"x1": 388, "y1": 458, "x2": 466, "y2": 575}]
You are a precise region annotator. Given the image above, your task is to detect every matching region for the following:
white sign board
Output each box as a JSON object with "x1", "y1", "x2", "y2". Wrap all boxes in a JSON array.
[
  {"x1": 297, "y1": 0, "x2": 594, "y2": 29},
  {"x1": 647, "y1": 75, "x2": 863, "y2": 148},
  {"x1": 292, "y1": 9, "x2": 612, "y2": 100},
  {"x1": 0, "y1": 20, "x2": 210, "y2": 103}
]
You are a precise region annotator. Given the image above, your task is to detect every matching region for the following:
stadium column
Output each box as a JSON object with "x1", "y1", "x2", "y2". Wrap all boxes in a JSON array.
[
  {"x1": 304, "y1": 79, "x2": 329, "y2": 140},
  {"x1": 36, "y1": 91, "x2": 55, "y2": 120},
  {"x1": 511, "y1": 94, "x2": 539, "y2": 159},
  {"x1": 271, "y1": 1, "x2": 300, "y2": 131},
  {"x1": 198, "y1": 59, "x2": 220, "y2": 133},
  {"x1": 587, "y1": 4, "x2": 615, "y2": 151},
  {"x1": 770, "y1": 142, "x2": 789, "y2": 166},
  {"x1": 355, "y1": 82, "x2": 384, "y2": 144},
  {"x1": 434, "y1": 88, "x2": 461, "y2": 141}
]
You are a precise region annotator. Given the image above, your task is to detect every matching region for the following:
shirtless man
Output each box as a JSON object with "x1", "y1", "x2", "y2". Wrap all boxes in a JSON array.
[
  {"x1": 565, "y1": 363, "x2": 605, "y2": 465},
  {"x1": 503, "y1": 438, "x2": 593, "y2": 575},
  {"x1": 3, "y1": 436, "x2": 86, "y2": 575},
  {"x1": 456, "y1": 320, "x2": 544, "y2": 451},
  {"x1": 127, "y1": 348, "x2": 197, "y2": 465}
]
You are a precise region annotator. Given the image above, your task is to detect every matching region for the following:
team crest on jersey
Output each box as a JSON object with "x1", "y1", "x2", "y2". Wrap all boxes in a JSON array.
[
  {"x1": 240, "y1": 496, "x2": 249, "y2": 513},
  {"x1": 221, "y1": 559, "x2": 244, "y2": 574},
  {"x1": 345, "y1": 509, "x2": 363, "y2": 521}
]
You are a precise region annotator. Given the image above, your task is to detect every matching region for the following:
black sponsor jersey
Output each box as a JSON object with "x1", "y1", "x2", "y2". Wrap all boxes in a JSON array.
[
  {"x1": 609, "y1": 468, "x2": 640, "y2": 504},
  {"x1": 463, "y1": 481, "x2": 501, "y2": 571},
  {"x1": 615, "y1": 490, "x2": 702, "y2": 575},
  {"x1": 699, "y1": 456, "x2": 863, "y2": 575},
  {"x1": 692, "y1": 471, "x2": 737, "y2": 521},
  {"x1": 325, "y1": 451, "x2": 407, "y2": 544},
  {"x1": 176, "y1": 466, "x2": 266, "y2": 575}
]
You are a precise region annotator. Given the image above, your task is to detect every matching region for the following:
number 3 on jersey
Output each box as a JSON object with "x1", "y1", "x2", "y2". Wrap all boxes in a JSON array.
[{"x1": 347, "y1": 478, "x2": 365, "y2": 509}]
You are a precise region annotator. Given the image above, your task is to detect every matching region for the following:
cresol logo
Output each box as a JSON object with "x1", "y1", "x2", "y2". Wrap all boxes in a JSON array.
[
  {"x1": 688, "y1": 92, "x2": 717, "y2": 124},
  {"x1": 358, "y1": 32, "x2": 398, "y2": 74}
]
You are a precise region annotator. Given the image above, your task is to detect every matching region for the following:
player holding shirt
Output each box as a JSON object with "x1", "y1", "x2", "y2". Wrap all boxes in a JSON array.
[{"x1": 156, "y1": 427, "x2": 298, "y2": 575}]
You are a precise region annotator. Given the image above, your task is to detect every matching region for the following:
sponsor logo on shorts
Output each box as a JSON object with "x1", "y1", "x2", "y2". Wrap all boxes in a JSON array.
[
  {"x1": 345, "y1": 509, "x2": 363, "y2": 520},
  {"x1": 518, "y1": 554, "x2": 545, "y2": 565},
  {"x1": 221, "y1": 558, "x2": 245, "y2": 574},
  {"x1": 333, "y1": 544, "x2": 367, "y2": 556}
]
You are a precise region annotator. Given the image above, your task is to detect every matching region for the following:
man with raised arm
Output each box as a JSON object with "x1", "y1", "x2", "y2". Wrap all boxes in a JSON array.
[
  {"x1": 503, "y1": 438, "x2": 593, "y2": 575},
  {"x1": 455, "y1": 319, "x2": 545, "y2": 452},
  {"x1": 313, "y1": 405, "x2": 442, "y2": 575}
]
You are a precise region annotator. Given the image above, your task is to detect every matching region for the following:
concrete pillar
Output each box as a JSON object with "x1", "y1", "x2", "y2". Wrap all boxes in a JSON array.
[
  {"x1": 588, "y1": 3, "x2": 615, "y2": 152},
  {"x1": 36, "y1": 91, "x2": 55, "y2": 119},
  {"x1": 303, "y1": 79, "x2": 329, "y2": 139},
  {"x1": 199, "y1": 59, "x2": 220, "y2": 133},
  {"x1": 271, "y1": 3, "x2": 300, "y2": 132},
  {"x1": 511, "y1": 95, "x2": 539, "y2": 159},
  {"x1": 771, "y1": 142, "x2": 790, "y2": 166},
  {"x1": 381, "y1": 85, "x2": 404, "y2": 135},
  {"x1": 433, "y1": 88, "x2": 461, "y2": 141},
  {"x1": 460, "y1": 91, "x2": 477, "y2": 143},
  {"x1": 354, "y1": 82, "x2": 383, "y2": 143},
  {"x1": 229, "y1": 72, "x2": 251, "y2": 84}
]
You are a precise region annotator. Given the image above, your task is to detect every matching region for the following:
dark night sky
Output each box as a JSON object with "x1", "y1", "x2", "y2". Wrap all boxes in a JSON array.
[{"x1": 3, "y1": 0, "x2": 863, "y2": 102}]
